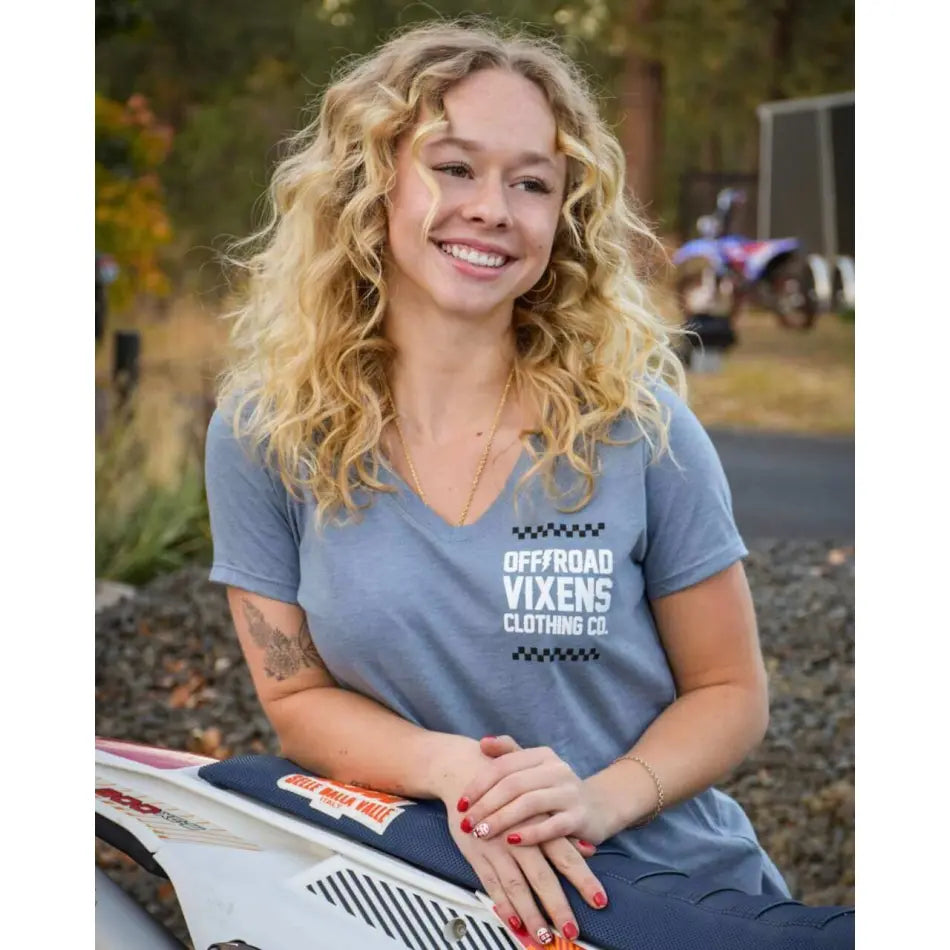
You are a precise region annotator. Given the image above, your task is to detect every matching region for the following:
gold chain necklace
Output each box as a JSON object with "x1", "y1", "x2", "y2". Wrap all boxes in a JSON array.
[{"x1": 390, "y1": 367, "x2": 515, "y2": 527}]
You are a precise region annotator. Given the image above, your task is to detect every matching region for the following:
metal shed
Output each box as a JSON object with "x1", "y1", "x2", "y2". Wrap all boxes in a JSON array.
[{"x1": 757, "y1": 91, "x2": 854, "y2": 308}]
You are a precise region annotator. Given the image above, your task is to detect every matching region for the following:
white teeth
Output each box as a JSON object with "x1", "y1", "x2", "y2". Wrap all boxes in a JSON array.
[{"x1": 438, "y1": 243, "x2": 508, "y2": 268}]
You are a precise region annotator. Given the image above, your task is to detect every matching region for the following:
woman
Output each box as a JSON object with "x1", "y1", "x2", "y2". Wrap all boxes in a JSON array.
[{"x1": 206, "y1": 21, "x2": 788, "y2": 946}]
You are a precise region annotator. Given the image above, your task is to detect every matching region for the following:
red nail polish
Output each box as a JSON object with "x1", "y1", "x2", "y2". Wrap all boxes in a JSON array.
[
  {"x1": 506, "y1": 833, "x2": 522, "y2": 845},
  {"x1": 457, "y1": 796, "x2": 470, "y2": 813},
  {"x1": 460, "y1": 817, "x2": 473, "y2": 834},
  {"x1": 578, "y1": 840, "x2": 593, "y2": 848},
  {"x1": 562, "y1": 921, "x2": 579, "y2": 940},
  {"x1": 593, "y1": 890, "x2": 608, "y2": 908},
  {"x1": 508, "y1": 915, "x2": 523, "y2": 932}
]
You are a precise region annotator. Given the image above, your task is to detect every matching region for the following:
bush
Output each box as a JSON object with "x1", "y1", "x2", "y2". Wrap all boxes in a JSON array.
[{"x1": 96, "y1": 406, "x2": 211, "y2": 585}]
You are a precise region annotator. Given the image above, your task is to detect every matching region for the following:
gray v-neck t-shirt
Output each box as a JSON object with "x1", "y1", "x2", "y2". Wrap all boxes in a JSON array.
[{"x1": 205, "y1": 386, "x2": 788, "y2": 896}]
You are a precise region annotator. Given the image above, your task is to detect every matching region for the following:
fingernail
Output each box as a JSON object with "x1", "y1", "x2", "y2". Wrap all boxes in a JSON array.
[
  {"x1": 460, "y1": 817, "x2": 473, "y2": 833},
  {"x1": 536, "y1": 927, "x2": 554, "y2": 945},
  {"x1": 593, "y1": 890, "x2": 608, "y2": 908},
  {"x1": 507, "y1": 914, "x2": 523, "y2": 932},
  {"x1": 562, "y1": 921, "x2": 579, "y2": 940},
  {"x1": 578, "y1": 840, "x2": 593, "y2": 848},
  {"x1": 473, "y1": 821, "x2": 490, "y2": 838},
  {"x1": 456, "y1": 796, "x2": 470, "y2": 813},
  {"x1": 482, "y1": 735, "x2": 497, "y2": 741},
  {"x1": 506, "y1": 833, "x2": 522, "y2": 845}
]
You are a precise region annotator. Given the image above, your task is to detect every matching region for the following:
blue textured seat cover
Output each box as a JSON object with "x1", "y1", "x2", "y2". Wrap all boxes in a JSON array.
[{"x1": 199, "y1": 755, "x2": 853, "y2": 949}]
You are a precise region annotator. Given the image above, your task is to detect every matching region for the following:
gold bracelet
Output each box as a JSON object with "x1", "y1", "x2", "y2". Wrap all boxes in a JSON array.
[{"x1": 614, "y1": 754, "x2": 665, "y2": 827}]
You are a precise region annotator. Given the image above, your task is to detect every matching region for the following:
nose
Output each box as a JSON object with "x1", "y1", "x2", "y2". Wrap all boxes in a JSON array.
[{"x1": 461, "y1": 174, "x2": 512, "y2": 229}]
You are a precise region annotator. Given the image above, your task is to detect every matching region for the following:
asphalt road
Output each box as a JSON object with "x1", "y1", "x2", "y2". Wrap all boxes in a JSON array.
[{"x1": 709, "y1": 429, "x2": 854, "y2": 540}]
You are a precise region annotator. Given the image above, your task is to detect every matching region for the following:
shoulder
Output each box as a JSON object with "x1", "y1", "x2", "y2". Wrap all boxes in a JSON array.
[
  {"x1": 599, "y1": 380, "x2": 701, "y2": 464},
  {"x1": 205, "y1": 400, "x2": 284, "y2": 493},
  {"x1": 639, "y1": 379, "x2": 716, "y2": 468}
]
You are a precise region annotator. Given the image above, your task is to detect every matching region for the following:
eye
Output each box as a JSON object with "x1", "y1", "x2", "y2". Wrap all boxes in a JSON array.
[
  {"x1": 434, "y1": 162, "x2": 472, "y2": 178},
  {"x1": 514, "y1": 178, "x2": 553, "y2": 195}
]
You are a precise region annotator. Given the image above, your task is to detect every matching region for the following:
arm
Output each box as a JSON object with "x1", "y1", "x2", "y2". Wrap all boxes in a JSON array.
[
  {"x1": 584, "y1": 559, "x2": 768, "y2": 837},
  {"x1": 458, "y1": 560, "x2": 768, "y2": 845},
  {"x1": 227, "y1": 587, "x2": 479, "y2": 800},
  {"x1": 228, "y1": 587, "x2": 607, "y2": 941}
]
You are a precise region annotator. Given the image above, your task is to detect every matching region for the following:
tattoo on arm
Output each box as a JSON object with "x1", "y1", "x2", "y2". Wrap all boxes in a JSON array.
[{"x1": 241, "y1": 600, "x2": 326, "y2": 681}]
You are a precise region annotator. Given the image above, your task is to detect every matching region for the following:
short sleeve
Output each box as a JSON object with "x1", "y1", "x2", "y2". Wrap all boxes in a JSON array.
[
  {"x1": 204, "y1": 406, "x2": 301, "y2": 603},
  {"x1": 642, "y1": 386, "x2": 747, "y2": 600}
]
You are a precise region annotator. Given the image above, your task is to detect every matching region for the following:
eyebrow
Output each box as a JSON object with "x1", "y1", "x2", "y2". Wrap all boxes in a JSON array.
[{"x1": 428, "y1": 135, "x2": 557, "y2": 169}]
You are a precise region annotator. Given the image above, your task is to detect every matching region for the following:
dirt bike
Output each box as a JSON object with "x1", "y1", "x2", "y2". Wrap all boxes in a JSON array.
[
  {"x1": 95, "y1": 736, "x2": 854, "y2": 949},
  {"x1": 673, "y1": 188, "x2": 818, "y2": 332}
]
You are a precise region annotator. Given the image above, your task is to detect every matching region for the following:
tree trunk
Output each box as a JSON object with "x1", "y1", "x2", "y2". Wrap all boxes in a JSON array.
[
  {"x1": 618, "y1": 0, "x2": 664, "y2": 217},
  {"x1": 769, "y1": 0, "x2": 799, "y2": 100}
]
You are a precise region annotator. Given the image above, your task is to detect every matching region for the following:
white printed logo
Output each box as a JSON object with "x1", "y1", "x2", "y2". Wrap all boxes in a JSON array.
[{"x1": 502, "y1": 547, "x2": 614, "y2": 637}]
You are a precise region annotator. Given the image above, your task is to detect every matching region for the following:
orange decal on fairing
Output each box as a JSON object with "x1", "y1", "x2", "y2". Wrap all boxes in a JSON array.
[{"x1": 278, "y1": 774, "x2": 413, "y2": 834}]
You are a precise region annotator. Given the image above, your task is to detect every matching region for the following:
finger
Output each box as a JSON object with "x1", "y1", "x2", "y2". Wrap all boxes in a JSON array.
[
  {"x1": 493, "y1": 853, "x2": 552, "y2": 945},
  {"x1": 490, "y1": 904, "x2": 532, "y2": 944},
  {"x1": 480, "y1": 734, "x2": 522, "y2": 756},
  {"x1": 471, "y1": 857, "x2": 530, "y2": 942},
  {"x1": 462, "y1": 763, "x2": 561, "y2": 831},
  {"x1": 499, "y1": 810, "x2": 578, "y2": 847},
  {"x1": 571, "y1": 837, "x2": 597, "y2": 858},
  {"x1": 457, "y1": 749, "x2": 548, "y2": 814},
  {"x1": 541, "y1": 838, "x2": 608, "y2": 913},
  {"x1": 471, "y1": 788, "x2": 569, "y2": 842},
  {"x1": 514, "y1": 846, "x2": 577, "y2": 944}
]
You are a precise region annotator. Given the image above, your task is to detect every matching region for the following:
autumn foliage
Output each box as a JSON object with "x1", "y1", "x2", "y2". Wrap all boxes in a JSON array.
[{"x1": 95, "y1": 93, "x2": 174, "y2": 309}]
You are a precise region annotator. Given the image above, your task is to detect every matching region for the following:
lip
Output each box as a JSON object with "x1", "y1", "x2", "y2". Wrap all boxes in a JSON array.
[
  {"x1": 435, "y1": 237, "x2": 517, "y2": 258},
  {"x1": 432, "y1": 240, "x2": 514, "y2": 280}
]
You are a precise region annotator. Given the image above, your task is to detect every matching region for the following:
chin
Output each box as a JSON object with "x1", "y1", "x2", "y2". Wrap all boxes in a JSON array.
[{"x1": 440, "y1": 293, "x2": 518, "y2": 320}]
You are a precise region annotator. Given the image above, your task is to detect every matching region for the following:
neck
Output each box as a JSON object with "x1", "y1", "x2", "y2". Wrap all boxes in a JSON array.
[{"x1": 383, "y1": 293, "x2": 519, "y2": 444}]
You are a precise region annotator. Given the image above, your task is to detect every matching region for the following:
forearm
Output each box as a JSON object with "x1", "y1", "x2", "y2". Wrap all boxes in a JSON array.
[
  {"x1": 586, "y1": 682, "x2": 769, "y2": 839},
  {"x1": 267, "y1": 685, "x2": 480, "y2": 802}
]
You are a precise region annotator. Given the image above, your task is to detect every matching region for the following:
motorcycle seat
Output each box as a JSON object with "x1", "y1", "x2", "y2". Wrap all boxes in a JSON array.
[{"x1": 199, "y1": 755, "x2": 853, "y2": 950}]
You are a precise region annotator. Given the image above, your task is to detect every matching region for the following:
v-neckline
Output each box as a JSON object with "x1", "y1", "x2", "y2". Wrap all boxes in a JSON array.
[{"x1": 378, "y1": 440, "x2": 536, "y2": 543}]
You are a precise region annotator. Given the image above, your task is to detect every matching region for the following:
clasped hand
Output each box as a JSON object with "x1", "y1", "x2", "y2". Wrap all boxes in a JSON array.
[
  {"x1": 441, "y1": 735, "x2": 608, "y2": 943},
  {"x1": 458, "y1": 736, "x2": 611, "y2": 848}
]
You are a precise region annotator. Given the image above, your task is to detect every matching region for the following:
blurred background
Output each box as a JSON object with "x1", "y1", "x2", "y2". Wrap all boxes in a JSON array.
[
  {"x1": 95, "y1": 0, "x2": 854, "y2": 584},
  {"x1": 95, "y1": 2, "x2": 854, "y2": 941}
]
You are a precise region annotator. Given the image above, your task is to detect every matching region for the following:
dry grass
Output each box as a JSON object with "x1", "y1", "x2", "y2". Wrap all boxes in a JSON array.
[
  {"x1": 685, "y1": 310, "x2": 854, "y2": 435},
  {"x1": 96, "y1": 296, "x2": 229, "y2": 486}
]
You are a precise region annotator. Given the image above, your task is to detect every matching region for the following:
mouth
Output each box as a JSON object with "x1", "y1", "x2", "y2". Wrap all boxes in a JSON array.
[{"x1": 434, "y1": 241, "x2": 513, "y2": 271}]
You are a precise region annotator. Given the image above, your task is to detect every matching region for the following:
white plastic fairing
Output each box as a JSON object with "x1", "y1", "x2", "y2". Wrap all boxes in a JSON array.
[
  {"x1": 95, "y1": 867, "x2": 183, "y2": 950},
  {"x1": 297, "y1": 854, "x2": 514, "y2": 950},
  {"x1": 95, "y1": 746, "x2": 536, "y2": 949}
]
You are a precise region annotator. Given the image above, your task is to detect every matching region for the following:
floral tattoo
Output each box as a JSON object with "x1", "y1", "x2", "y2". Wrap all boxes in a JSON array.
[{"x1": 241, "y1": 600, "x2": 324, "y2": 681}]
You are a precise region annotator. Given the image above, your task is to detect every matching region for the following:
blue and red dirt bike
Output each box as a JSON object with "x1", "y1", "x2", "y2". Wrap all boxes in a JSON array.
[
  {"x1": 95, "y1": 736, "x2": 854, "y2": 949},
  {"x1": 673, "y1": 188, "x2": 817, "y2": 335}
]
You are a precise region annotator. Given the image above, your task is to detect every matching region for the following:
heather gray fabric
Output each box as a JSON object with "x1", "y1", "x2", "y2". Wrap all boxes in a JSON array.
[{"x1": 205, "y1": 386, "x2": 789, "y2": 896}]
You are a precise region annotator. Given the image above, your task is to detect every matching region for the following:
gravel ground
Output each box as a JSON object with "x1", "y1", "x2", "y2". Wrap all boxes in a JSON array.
[{"x1": 95, "y1": 539, "x2": 854, "y2": 946}]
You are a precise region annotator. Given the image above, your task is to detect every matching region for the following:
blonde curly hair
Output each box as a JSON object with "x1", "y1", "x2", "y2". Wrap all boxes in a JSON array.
[{"x1": 219, "y1": 19, "x2": 686, "y2": 524}]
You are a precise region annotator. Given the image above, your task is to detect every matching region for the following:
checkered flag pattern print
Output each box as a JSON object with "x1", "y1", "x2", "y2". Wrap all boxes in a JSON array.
[
  {"x1": 512, "y1": 646, "x2": 601, "y2": 662},
  {"x1": 511, "y1": 521, "x2": 606, "y2": 540}
]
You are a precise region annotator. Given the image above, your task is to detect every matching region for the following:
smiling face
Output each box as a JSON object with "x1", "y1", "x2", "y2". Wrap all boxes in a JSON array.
[{"x1": 384, "y1": 69, "x2": 567, "y2": 326}]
